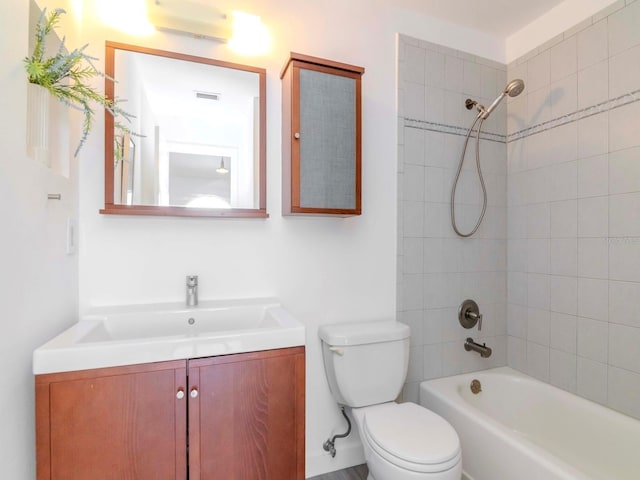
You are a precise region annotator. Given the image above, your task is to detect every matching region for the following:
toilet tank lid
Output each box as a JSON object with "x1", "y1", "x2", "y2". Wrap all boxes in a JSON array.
[{"x1": 318, "y1": 320, "x2": 410, "y2": 346}]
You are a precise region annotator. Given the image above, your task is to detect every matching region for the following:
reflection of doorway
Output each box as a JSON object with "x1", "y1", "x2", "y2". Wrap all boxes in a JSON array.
[
  {"x1": 168, "y1": 153, "x2": 231, "y2": 208},
  {"x1": 114, "y1": 133, "x2": 135, "y2": 205}
]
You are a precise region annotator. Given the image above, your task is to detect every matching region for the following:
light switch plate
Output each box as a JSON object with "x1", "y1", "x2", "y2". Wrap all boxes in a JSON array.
[{"x1": 66, "y1": 217, "x2": 77, "y2": 255}]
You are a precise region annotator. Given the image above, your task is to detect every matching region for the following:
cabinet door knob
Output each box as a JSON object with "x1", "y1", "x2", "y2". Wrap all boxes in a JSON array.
[
  {"x1": 190, "y1": 387, "x2": 199, "y2": 398},
  {"x1": 294, "y1": 132, "x2": 300, "y2": 139},
  {"x1": 176, "y1": 388, "x2": 185, "y2": 400}
]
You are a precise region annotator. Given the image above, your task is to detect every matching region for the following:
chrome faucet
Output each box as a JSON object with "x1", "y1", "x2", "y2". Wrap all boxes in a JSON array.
[{"x1": 186, "y1": 275, "x2": 198, "y2": 307}]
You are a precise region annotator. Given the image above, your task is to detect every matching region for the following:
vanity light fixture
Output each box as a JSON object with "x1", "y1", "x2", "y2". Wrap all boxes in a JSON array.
[
  {"x1": 216, "y1": 157, "x2": 229, "y2": 174},
  {"x1": 146, "y1": 0, "x2": 231, "y2": 41},
  {"x1": 144, "y1": 1, "x2": 270, "y2": 55}
]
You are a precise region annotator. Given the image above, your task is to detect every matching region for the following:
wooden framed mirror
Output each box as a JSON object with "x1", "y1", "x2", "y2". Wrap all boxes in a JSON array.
[{"x1": 101, "y1": 42, "x2": 267, "y2": 218}]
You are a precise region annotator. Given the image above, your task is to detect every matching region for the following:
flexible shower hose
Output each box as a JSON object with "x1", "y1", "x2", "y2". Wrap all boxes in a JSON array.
[{"x1": 450, "y1": 113, "x2": 487, "y2": 237}]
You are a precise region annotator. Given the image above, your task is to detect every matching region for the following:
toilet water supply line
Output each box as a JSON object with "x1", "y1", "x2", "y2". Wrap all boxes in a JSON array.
[{"x1": 323, "y1": 406, "x2": 352, "y2": 457}]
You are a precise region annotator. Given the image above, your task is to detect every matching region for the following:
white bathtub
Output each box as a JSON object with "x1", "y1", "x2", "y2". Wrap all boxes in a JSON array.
[{"x1": 420, "y1": 367, "x2": 640, "y2": 480}]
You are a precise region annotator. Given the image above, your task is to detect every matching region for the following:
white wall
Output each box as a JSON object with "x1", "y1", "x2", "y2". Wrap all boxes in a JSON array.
[
  {"x1": 0, "y1": 1, "x2": 79, "y2": 479},
  {"x1": 71, "y1": 0, "x2": 503, "y2": 476}
]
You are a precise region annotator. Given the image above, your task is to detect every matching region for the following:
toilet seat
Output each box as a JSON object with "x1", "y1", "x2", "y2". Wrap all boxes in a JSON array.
[{"x1": 363, "y1": 403, "x2": 461, "y2": 473}]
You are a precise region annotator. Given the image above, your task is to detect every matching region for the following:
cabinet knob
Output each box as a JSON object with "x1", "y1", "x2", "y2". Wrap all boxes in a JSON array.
[
  {"x1": 176, "y1": 388, "x2": 185, "y2": 400},
  {"x1": 294, "y1": 132, "x2": 300, "y2": 139},
  {"x1": 190, "y1": 387, "x2": 199, "y2": 399}
]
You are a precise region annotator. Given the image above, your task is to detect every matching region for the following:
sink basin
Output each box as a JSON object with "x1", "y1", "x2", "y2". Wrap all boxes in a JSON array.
[
  {"x1": 33, "y1": 298, "x2": 305, "y2": 374},
  {"x1": 80, "y1": 302, "x2": 289, "y2": 342}
]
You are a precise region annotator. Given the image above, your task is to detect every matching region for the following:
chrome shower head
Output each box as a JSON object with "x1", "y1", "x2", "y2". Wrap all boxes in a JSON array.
[
  {"x1": 480, "y1": 78, "x2": 525, "y2": 119},
  {"x1": 505, "y1": 78, "x2": 525, "y2": 97}
]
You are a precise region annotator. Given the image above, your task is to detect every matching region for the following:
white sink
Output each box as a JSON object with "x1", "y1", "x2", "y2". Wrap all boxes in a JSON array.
[{"x1": 33, "y1": 298, "x2": 305, "y2": 374}]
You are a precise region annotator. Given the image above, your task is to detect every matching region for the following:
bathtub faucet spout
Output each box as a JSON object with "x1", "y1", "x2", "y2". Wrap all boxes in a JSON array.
[{"x1": 464, "y1": 337, "x2": 492, "y2": 358}]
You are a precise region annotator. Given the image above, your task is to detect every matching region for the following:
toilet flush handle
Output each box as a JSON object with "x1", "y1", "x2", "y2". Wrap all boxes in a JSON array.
[{"x1": 329, "y1": 346, "x2": 344, "y2": 356}]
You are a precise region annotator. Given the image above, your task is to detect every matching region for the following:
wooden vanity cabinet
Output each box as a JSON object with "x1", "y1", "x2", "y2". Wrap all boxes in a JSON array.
[
  {"x1": 36, "y1": 347, "x2": 305, "y2": 480},
  {"x1": 189, "y1": 348, "x2": 305, "y2": 479},
  {"x1": 281, "y1": 53, "x2": 364, "y2": 216},
  {"x1": 36, "y1": 360, "x2": 187, "y2": 480}
]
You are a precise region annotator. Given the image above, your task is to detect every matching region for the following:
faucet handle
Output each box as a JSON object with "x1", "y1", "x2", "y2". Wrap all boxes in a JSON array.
[
  {"x1": 186, "y1": 275, "x2": 198, "y2": 286},
  {"x1": 459, "y1": 299, "x2": 483, "y2": 331}
]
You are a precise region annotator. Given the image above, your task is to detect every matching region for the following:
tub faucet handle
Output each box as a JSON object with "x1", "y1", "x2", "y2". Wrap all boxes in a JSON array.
[
  {"x1": 459, "y1": 299, "x2": 483, "y2": 331},
  {"x1": 468, "y1": 311, "x2": 483, "y2": 331}
]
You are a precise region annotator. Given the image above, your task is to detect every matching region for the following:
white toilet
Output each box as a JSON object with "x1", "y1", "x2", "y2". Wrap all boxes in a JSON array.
[{"x1": 319, "y1": 320, "x2": 462, "y2": 480}]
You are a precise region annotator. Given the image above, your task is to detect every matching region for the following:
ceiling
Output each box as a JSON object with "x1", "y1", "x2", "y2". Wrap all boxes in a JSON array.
[{"x1": 392, "y1": 0, "x2": 566, "y2": 37}]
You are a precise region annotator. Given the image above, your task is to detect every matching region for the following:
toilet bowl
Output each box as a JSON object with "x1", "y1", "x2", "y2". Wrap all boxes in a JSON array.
[
  {"x1": 319, "y1": 321, "x2": 462, "y2": 480},
  {"x1": 353, "y1": 402, "x2": 461, "y2": 480}
]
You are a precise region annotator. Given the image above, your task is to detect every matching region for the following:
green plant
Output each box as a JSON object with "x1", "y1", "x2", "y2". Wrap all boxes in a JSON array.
[{"x1": 24, "y1": 8, "x2": 134, "y2": 156}]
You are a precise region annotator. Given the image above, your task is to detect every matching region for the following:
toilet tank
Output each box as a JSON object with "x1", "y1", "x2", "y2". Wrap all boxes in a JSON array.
[{"x1": 318, "y1": 320, "x2": 410, "y2": 408}]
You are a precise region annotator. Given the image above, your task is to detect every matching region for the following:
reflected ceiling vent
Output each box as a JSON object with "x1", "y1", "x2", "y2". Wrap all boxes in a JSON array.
[
  {"x1": 195, "y1": 91, "x2": 221, "y2": 101},
  {"x1": 146, "y1": 0, "x2": 231, "y2": 41}
]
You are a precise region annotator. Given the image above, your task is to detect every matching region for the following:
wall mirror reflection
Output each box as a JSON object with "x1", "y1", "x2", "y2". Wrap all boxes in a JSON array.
[{"x1": 101, "y1": 42, "x2": 267, "y2": 218}]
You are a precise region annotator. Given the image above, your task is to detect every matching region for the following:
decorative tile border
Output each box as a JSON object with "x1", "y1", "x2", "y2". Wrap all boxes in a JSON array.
[
  {"x1": 507, "y1": 88, "x2": 640, "y2": 143},
  {"x1": 404, "y1": 87, "x2": 640, "y2": 145},
  {"x1": 404, "y1": 118, "x2": 507, "y2": 144}
]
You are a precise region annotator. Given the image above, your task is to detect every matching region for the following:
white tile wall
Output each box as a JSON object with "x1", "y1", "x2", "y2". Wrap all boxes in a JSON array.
[
  {"x1": 506, "y1": 0, "x2": 640, "y2": 421},
  {"x1": 550, "y1": 349, "x2": 577, "y2": 392},
  {"x1": 527, "y1": 307, "x2": 550, "y2": 345},
  {"x1": 527, "y1": 341, "x2": 550, "y2": 381},
  {"x1": 577, "y1": 114, "x2": 608, "y2": 158},
  {"x1": 577, "y1": 196, "x2": 608, "y2": 237},
  {"x1": 577, "y1": 317, "x2": 609, "y2": 362},
  {"x1": 398, "y1": 36, "x2": 508, "y2": 402},
  {"x1": 608, "y1": 45, "x2": 640, "y2": 99},
  {"x1": 550, "y1": 312, "x2": 578, "y2": 353},
  {"x1": 550, "y1": 239, "x2": 577, "y2": 276},
  {"x1": 577, "y1": 277, "x2": 609, "y2": 321},
  {"x1": 550, "y1": 35, "x2": 577, "y2": 82},
  {"x1": 609, "y1": 102, "x2": 640, "y2": 152},
  {"x1": 550, "y1": 275, "x2": 578, "y2": 315},
  {"x1": 608, "y1": 0, "x2": 640, "y2": 56},
  {"x1": 577, "y1": 20, "x2": 608, "y2": 70},
  {"x1": 527, "y1": 50, "x2": 551, "y2": 92},
  {"x1": 608, "y1": 366, "x2": 640, "y2": 419},
  {"x1": 550, "y1": 200, "x2": 577, "y2": 238},
  {"x1": 578, "y1": 154, "x2": 608, "y2": 198},
  {"x1": 577, "y1": 60, "x2": 608, "y2": 109},
  {"x1": 577, "y1": 357, "x2": 608, "y2": 404},
  {"x1": 400, "y1": 2, "x2": 640, "y2": 417},
  {"x1": 609, "y1": 280, "x2": 640, "y2": 327},
  {"x1": 609, "y1": 147, "x2": 640, "y2": 194},
  {"x1": 550, "y1": 122, "x2": 579, "y2": 164},
  {"x1": 550, "y1": 74, "x2": 577, "y2": 118},
  {"x1": 609, "y1": 242, "x2": 640, "y2": 282}
]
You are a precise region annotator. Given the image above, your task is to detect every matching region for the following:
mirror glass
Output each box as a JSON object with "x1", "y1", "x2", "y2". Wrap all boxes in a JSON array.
[{"x1": 102, "y1": 42, "x2": 267, "y2": 217}]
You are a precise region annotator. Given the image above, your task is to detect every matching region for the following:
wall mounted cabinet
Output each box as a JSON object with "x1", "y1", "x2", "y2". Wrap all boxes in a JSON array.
[
  {"x1": 36, "y1": 347, "x2": 305, "y2": 480},
  {"x1": 281, "y1": 53, "x2": 364, "y2": 216}
]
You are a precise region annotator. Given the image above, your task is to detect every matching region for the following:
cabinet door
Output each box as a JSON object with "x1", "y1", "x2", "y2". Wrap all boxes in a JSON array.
[
  {"x1": 36, "y1": 361, "x2": 187, "y2": 480},
  {"x1": 296, "y1": 64, "x2": 360, "y2": 212},
  {"x1": 188, "y1": 347, "x2": 305, "y2": 480},
  {"x1": 282, "y1": 53, "x2": 363, "y2": 216}
]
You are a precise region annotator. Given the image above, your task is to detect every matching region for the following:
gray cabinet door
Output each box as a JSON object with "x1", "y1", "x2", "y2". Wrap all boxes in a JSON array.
[
  {"x1": 298, "y1": 68, "x2": 357, "y2": 210},
  {"x1": 281, "y1": 53, "x2": 363, "y2": 216}
]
